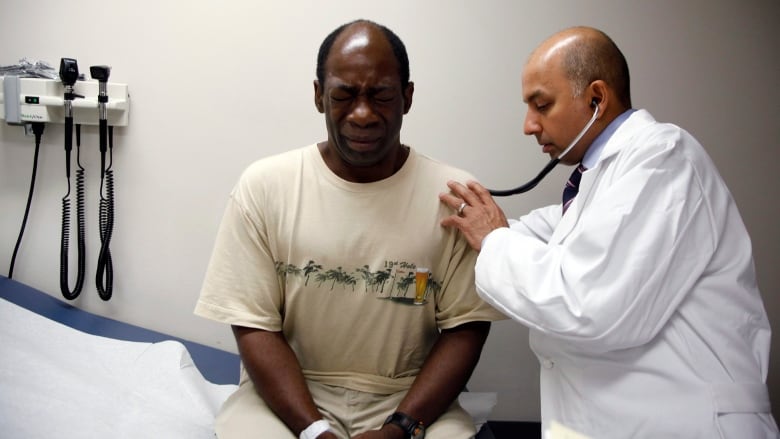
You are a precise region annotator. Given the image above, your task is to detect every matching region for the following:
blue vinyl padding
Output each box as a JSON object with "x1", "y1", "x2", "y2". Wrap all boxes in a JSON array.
[{"x1": 0, "y1": 275, "x2": 240, "y2": 385}]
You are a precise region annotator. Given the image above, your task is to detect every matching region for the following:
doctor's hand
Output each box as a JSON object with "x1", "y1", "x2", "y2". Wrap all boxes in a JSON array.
[{"x1": 440, "y1": 180, "x2": 509, "y2": 251}]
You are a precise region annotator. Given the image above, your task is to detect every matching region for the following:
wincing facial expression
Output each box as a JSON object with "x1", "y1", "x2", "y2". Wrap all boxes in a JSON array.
[
  {"x1": 521, "y1": 45, "x2": 595, "y2": 166},
  {"x1": 314, "y1": 25, "x2": 413, "y2": 171}
]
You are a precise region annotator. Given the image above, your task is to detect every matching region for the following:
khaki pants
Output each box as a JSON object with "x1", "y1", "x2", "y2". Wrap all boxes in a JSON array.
[{"x1": 216, "y1": 380, "x2": 476, "y2": 439}]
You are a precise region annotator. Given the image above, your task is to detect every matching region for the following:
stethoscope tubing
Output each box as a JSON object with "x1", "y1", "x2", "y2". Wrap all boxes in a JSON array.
[{"x1": 488, "y1": 105, "x2": 599, "y2": 197}]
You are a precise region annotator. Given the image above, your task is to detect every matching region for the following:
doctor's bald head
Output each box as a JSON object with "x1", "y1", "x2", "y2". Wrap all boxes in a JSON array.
[{"x1": 530, "y1": 26, "x2": 632, "y2": 109}]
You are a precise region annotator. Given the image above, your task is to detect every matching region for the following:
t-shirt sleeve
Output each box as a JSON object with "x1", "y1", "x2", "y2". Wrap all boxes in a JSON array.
[
  {"x1": 433, "y1": 195, "x2": 508, "y2": 330},
  {"x1": 194, "y1": 187, "x2": 283, "y2": 332}
]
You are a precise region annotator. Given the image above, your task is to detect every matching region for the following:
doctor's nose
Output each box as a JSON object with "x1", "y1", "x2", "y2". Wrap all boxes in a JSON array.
[{"x1": 524, "y1": 112, "x2": 541, "y2": 136}]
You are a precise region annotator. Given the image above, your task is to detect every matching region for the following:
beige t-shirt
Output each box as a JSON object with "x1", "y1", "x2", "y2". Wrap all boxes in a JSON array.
[{"x1": 195, "y1": 144, "x2": 504, "y2": 394}]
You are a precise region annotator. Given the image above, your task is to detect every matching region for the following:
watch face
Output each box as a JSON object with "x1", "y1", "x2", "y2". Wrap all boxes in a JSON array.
[{"x1": 411, "y1": 424, "x2": 425, "y2": 439}]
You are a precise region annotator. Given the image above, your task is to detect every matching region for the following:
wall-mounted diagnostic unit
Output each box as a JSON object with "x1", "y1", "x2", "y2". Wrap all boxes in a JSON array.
[
  {"x1": 2, "y1": 59, "x2": 130, "y2": 302},
  {"x1": 0, "y1": 75, "x2": 129, "y2": 126}
]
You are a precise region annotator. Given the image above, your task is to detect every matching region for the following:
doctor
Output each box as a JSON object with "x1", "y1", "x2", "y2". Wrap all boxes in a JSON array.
[{"x1": 440, "y1": 26, "x2": 779, "y2": 438}]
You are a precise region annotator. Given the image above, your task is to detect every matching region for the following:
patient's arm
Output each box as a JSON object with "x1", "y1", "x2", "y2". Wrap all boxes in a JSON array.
[
  {"x1": 232, "y1": 325, "x2": 337, "y2": 439},
  {"x1": 354, "y1": 321, "x2": 492, "y2": 439}
]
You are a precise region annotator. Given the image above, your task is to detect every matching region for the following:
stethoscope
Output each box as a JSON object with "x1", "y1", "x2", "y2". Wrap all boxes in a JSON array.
[{"x1": 488, "y1": 100, "x2": 599, "y2": 197}]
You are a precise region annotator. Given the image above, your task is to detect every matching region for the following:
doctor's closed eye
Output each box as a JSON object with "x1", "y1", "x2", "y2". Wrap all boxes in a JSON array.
[{"x1": 534, "y1": 102, "x2": 550, "y2": 112}]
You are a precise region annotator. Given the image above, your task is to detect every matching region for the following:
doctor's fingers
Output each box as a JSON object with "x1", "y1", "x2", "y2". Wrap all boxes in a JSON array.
[
  {"x1": 451, "y1": 181, "x2": 509, "y2": 227},
  {"x1": 440, "y1": 208, "x2": 493, "y2": 251},
  {"x1": 439, "y1": 190, "x2": 465, "y2": 215},
  {"x1": 447, "y1": 180, "x2": 499, "y2": 212},
  {"x1": 465, "y1": 180, "x2": 495, "y2": 204},
  {"x1": 445, "y1": 180, "x2": 483, "y2": 207}
]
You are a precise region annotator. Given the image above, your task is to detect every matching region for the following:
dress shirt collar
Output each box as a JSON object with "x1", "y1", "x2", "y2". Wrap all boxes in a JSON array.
[{"x1": 582, "y1": 109, "x2": 636, "y2": 169}]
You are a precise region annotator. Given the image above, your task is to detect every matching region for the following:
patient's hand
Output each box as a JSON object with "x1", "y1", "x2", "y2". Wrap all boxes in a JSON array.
[{"x1": 352, "y1": 425, "x2": 405, "y2": 439}]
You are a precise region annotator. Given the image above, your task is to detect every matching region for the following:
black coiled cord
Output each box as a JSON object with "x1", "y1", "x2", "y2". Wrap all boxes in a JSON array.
[
  {"x1": 96, "y1": 127, "x2": 114, "y2": 301},
  {"x1": 60, "y1": 125, "x2": 87, "y2": 300},
  {"x1": 8, "y1": 122, "x2": 46, "y2": 279}
]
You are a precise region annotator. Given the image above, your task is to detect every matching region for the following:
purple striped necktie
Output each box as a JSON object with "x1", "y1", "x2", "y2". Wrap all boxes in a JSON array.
[{"x1": 562, "y1": 164, "x2": 587, "y2": 214}]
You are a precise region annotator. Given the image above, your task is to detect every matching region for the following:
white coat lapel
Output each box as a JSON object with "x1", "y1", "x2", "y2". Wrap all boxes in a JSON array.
[{"x1": 548, "y1": 110, "x2": 654, "y2": 245}]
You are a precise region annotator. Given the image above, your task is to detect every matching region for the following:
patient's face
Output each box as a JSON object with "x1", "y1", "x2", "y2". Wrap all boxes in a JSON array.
[{"x1": 314, "y1": 23, "x2": 412, "y2": 179}]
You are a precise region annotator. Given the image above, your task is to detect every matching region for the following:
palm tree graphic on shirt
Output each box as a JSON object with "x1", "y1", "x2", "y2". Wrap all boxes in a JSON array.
[{"x1": 275, "y1": 259, "x2": 441, "y2": 299}]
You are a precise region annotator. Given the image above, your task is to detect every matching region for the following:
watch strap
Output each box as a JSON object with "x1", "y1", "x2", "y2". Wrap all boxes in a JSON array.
[{"x1": 384, "y1": 411, "x2": 424, "y2": 438}]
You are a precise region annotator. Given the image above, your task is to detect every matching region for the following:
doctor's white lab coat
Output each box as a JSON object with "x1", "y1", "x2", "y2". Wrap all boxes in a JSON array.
[{"x1": 476, "y1": 110, "x2": 778, "y2": 438}]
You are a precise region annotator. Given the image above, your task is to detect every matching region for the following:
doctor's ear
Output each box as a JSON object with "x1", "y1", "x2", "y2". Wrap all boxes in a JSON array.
[{"x1": 586, "y1": 80, "x2": 608, "y2": 114}]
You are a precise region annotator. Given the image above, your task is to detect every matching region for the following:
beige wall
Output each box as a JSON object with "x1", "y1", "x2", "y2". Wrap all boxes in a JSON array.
[{"x1": 1, "y1": 0, "x2": 778, "y2": 421}]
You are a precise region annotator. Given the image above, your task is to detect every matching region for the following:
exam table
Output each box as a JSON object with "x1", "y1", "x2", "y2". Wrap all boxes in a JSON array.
[{"x1": 0, "y1": 275, "x2": 496, "y2": 438}]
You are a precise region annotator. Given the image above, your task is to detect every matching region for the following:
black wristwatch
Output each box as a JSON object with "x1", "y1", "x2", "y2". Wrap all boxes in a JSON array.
[{"x1": 384, "y1": 411, "x2": 425, "y2": 439}]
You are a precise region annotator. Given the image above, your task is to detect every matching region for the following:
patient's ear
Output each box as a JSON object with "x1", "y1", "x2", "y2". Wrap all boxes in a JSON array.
[
  {"x1": 401, "y1": 82, "x2": 414, "y2": 114},
  {"x1": 314, "y1": 80, "x2": 324, "y2": 113}
]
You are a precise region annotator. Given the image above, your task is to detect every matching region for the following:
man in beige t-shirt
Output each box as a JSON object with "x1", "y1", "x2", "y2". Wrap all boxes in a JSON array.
[{"x1": 196, "y1": 19, "x2": 504, "y2": 439}]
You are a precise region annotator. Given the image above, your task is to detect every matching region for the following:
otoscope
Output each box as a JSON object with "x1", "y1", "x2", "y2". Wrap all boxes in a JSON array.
[
  {"x1": 91, "y1": 65, "x2": 115, "y2": 301},
  {"x1": 488, "y1": 100, "x2": 600, "y2": 197},
  {"x1": 59, "y1": 57, "x2": 87, "y2": 300}
]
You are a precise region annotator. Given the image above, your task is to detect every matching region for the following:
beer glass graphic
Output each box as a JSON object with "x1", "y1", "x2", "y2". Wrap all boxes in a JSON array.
[{"x1": 414, "y1": 268, "x2": 430, "y2": 305}]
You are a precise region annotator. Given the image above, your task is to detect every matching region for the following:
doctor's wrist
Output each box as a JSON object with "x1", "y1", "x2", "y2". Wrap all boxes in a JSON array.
[{"x1": 481, "y1": 226, "x2": 506, "y2": 250}]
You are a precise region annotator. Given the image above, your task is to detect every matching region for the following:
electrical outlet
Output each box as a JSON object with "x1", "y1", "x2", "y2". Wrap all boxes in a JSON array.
[{"x1": 0, "y1": 76, "x2": 130, "y2": 126}]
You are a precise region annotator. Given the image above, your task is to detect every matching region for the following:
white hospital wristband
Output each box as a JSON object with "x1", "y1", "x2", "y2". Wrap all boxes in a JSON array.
[{"x1": 299, "y1": 419, "x2": 332, "y2": 439}]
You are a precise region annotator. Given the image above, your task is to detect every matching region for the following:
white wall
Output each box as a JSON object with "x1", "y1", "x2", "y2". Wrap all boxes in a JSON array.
[{"x1": 1, "y1": 0, "x2": 778, "y2": 422}]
